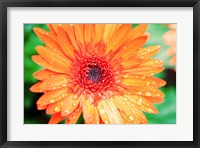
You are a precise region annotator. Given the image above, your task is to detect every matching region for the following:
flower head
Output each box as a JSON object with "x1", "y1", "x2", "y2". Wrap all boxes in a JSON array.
[{"x1": 30, "y1": 24, "x2": 166, "y2": 124}]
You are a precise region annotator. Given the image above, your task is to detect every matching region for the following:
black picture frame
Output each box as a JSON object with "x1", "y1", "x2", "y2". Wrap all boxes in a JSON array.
[{"x1": 0, "y1": 0, "x2": 199, "y2": 147}]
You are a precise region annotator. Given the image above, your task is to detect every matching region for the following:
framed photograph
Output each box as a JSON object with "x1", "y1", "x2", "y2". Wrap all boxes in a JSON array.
[{"x1": 0, "y1": 0, "x2": 199, "y2": 147}]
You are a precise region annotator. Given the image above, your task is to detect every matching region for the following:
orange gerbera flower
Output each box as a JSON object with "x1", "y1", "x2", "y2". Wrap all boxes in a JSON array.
[
  {"x1": 163, "y1": 24, "x2": 176, "y2": 70},
  {"x1": 30, "y1": 24, "x2": 166, "y2": 124}
]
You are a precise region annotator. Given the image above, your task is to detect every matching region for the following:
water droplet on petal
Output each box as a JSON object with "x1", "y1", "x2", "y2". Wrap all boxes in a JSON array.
[
  {"x1": 123, "y1": 74, "x2": 129, "y2": 78},
  {"x1": 146, "y1": 81, "x2": 151, "y2": 86},
  {"x1": 145, "y1": 92, "x2": 152, "y2": 96},
  {"x1": 124, "y1": 98, "x2": 128, "y2": 101},
  {"x1": 142, "y1": 76, "x2": 146, "y2": 80},
  {"x1": 50, "y1": 99, "x2": 55, "y2": 103},
  {"x1": 129, "y1": 116, "x2": 134, "y2": 121},
  {"x1": 54, "y1": 107, "x2": 60, "y2": 112},
  {"x1": 137, "y1": 98, "x2": 143, "y2": 105},
  {"x1": 72, "y1": 102, "x2": 77, "y2": 106},
  {"x1": 61, "y1": 84, "x2": 67, "y2": 87},
  {"x1": 131, "y1": 104, "x2": 135, "y2": 107}
]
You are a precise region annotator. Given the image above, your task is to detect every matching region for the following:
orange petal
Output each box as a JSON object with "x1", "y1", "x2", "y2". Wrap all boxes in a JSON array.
[
  {"x1": 33, "y1": 69, "x2": 58, "y2": 80},
  {"x1": 82, "y1": 99, "x2": 100, "y2": 124},
  {"x1": 131, "y1": 107, "x2": 147, "y2": 124},
  {"x1": 126, "y1": 86, "x2": 165, "y2": 98},
  {"x1": 122, "y1": 75, "x2": 166, "y2": 87},
  {"x1": 33, "y1": 27, "x2": 54, "y2": 41},
  {"x1": 49, "y1": 112, "x2": 65, "y2": 124},
  {"x1": 127, "y1": 24, "x2": 148, "y2": 41},
  {"x1": 50, "y1": 24, "x2": 61, "y2": 35},
  {"x1": 103, "y1": 24, "x2": 117, "y2": 43},
  {"x1": 121, "y1": 58, "x2": 145, "y2": 69},
  {"x1": 109, "y1": 35, "x2": 148, "y2": 62},
  {"x1": 106, "y1": 24, "x2": 132, "y2": 52},
  {"x1": 33, "y1": 27, "x2": 65, "y2": 58},
  {"x1": 118, "y1": 110, "x2": 129, "y2": 124},
  {"x1": 122, "y1": 36, "x2": 149, "y2": 59},
  {"x1": 139, "y1": 59, "x2": 164, "y2": 67},
  {"x1": 94, "y1": 24, "x2": 105, "y2": 44},
  {"x1": 97, "y1": 99, "x2": 123, "y2": 124},
  {"x1": 57, "y1": 27, "x2": 75, "y2": 59},
  {"x1": 111, "y1": 97, "x2": 140, "y2": 124},
  {"x1": 35, "y1": 46, "x2": 70, "y2": 72},
  {"x1": 39, "y1": 74, "x2": 69, "y2": 90},
  {"x1": 61, "y1": 95, "x2": 81, "y2": 116},
  {"x1": 60, "y1": 24, "x2": 80, "y2": 51},
  {"x1": 135, "y1": 45, "x2": 161, "y2": 60},
  {"x1": 74, "y1": 24, "x2": 85, "y2": 45},
  {"x1": 36, "y1": 88, "x2": 67, "y2": 106},
  {"x1": 30, "y1": 82, "x2": 44, "y2": 92},
  {"x1": 146, "y1": 96, "x2": 164, "y2": 104},
  {"x1": 47, "y1": 24, "x2": 57, "y2": 35},
  {"x1": 46, "y1": 100, "x2": 64, "y2": 115},
  {"x1": 32, "y1": 55, "x2": 64, "y2": 73},
  {"x1": 37, "y1": 104, "x2": 48, "y2": 110},
  {"x1": 126, "y1": 95, "x2": 159, "y2": 114},
  {"x1": 65, "y1": 105, "x2": 82, "y2": 124},
  {"x1": 84, "y1": 24, "x2": 95, "y2": 44},
  {"x1": 123, "y1": 67, "x2": 164, "y2": 76}
]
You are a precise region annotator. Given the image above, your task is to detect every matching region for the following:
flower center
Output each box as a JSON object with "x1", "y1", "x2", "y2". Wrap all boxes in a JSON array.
[
  {"x1": 74, "y1": 56, "x2": 114, "y2": 93},
  {"x1": 87, "y1": 65, "x2": 103, "y2": 83}
]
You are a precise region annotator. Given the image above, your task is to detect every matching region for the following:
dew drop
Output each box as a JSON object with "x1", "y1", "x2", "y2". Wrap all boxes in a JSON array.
[
  {"x1": 146, "y1": 81, "x2": 151, "y2": 86},
  {"x1": 54, "y1": 107, "x2": 60, "y2": 112},
  {"x1": 131, "y1": 104, "x2": 135, "y2": 107},
  {"x1": 61, "y1": 84, "x2": 67, "y2": 87},
  {"x1": 137, "y1": 98, "x2": 143, "y2": 105},
  {"x1": 129, "y1": 116, "x2": 134, "y2": 121},
  {"x1": 123, "y1": 74, "x2": 129, "y2": 78},
  {"x1": 145, "y1": 92, "x2": 152, "y2": 96},
  {"x1": 137, "y1": 91, "x2": 142, "y2": 95},
  {"x1": 50, "y1": 75, "x2": 55, "y2": 78},
  {"x1": 50, "y1": 99, "x2": 55, "y2": 103},
  {"x1": 141, "y1": 76, "x2": 146, "y2": 80},
  {"x1": 124, "y1": 98, "x2": 128, "y2": 101},
  {"x1": 72, "y1": 102, "x2": 77, "y2": 106}
]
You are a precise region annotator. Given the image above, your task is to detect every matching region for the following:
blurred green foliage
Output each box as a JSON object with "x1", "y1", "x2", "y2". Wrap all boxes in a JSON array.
[{"x1": 24, "y1": 24, "x2": 176, "y2": 124}]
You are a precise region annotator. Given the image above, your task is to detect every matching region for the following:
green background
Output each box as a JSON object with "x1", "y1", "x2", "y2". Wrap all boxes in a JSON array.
[{"x1": 24, "y1": 24, "x2": 176, "y2": 124}]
